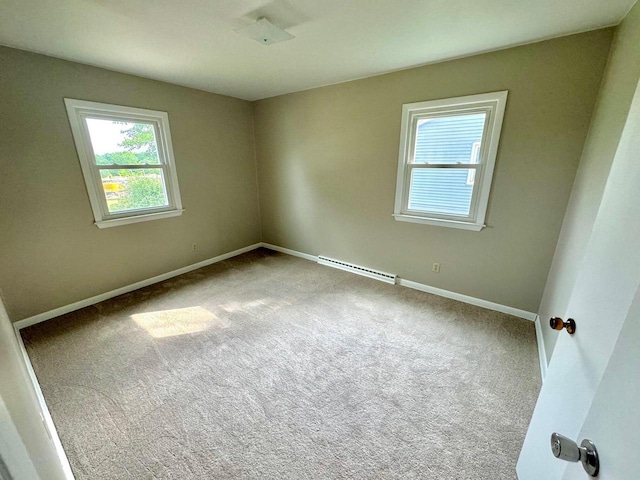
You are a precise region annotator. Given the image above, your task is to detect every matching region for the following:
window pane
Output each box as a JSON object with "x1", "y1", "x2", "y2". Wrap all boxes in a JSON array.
[
  {"x1": 86, "y1": 118, "x2": 161, "y2": 165},
  {"x1": 413, "y1": 113, "x2": 486, "y2": 164},
  {"x1": 408, "y1": 169, "x2": 473, "y2": 216},
  {"x1": 100, "y1": 169, "x2": 168, "y2": 213}
]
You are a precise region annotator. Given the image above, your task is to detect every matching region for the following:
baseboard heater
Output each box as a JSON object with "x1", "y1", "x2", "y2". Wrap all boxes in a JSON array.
[{"x1": 317, "y1": 255, "x2": 397, "y2": 284}]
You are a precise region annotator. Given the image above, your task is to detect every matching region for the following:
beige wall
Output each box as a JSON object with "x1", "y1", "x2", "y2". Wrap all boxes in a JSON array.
[
  {"x1": 538, "y1": 2, "x2": 640, "y2": 363},
  {"x1": 253, "y1": 30, "x2": 612, "y2": 313},
  {"x1": 0, "y1": 47, "x2": 261, "y2": 321},
  {"x1": 0, "y1": 27, "x2": 624, "y2": 322}
]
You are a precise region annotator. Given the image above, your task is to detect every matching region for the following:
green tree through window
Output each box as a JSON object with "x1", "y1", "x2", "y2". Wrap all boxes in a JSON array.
[
  {"x1": 119, "y1": 123, "x2": 158, "y2": 156},
  {"x1": 101, "y1": 122, "x2": 166, "y2": 211}
]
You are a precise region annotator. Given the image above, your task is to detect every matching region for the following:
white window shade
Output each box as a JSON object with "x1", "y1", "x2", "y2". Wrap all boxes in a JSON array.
[
  {"x1": 409, "y1": 113, "x2": 486, "y2": 216},
  {"x1": 413, "y1": 113, "x2": 486, "y2": 164}
]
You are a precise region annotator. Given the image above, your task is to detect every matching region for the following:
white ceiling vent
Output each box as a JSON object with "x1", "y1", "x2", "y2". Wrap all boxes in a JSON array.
[{"x1": 235, "y1": 17, "x2": 295, "y2": 45}]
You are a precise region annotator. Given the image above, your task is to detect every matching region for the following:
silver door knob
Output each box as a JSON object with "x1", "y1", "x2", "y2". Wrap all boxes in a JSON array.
[{"x1": 551, "y1": 433, "x2": 599, "y2": 476}]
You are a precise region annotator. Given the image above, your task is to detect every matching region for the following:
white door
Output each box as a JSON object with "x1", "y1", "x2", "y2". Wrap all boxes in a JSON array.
[
  {"x1": 517, "y1": 81, "x2": 640, "y2": 478},
  {"x1": 0, "y1": 298, "x2": 71, "y2": 479},
  {"x1": 0, "y1": 396, "x2": 41, "y2": 480}
]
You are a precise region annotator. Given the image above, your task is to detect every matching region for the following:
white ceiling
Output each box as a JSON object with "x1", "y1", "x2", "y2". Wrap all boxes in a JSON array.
[{"x1": 1, "y1": 0, "x2": 636, "y2": 100}]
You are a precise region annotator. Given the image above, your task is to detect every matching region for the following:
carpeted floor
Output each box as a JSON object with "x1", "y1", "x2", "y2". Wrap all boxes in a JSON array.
[{"x1": 22, "y1": 248, "x2": 540, "y2": 479}]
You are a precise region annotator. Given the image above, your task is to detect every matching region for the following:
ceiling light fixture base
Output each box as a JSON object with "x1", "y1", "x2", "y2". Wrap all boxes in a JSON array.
[{"x1": 235, "y1": 17, "x2": 295, "y2": 45}]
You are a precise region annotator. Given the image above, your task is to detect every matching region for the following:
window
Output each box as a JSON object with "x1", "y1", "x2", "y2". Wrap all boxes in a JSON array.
[
  {"x1": 393, "y1": 91, "x2": 507, "y2": 231},
  {"x1": 65, "y1": 99, "x2": 183, "y2": 228}
]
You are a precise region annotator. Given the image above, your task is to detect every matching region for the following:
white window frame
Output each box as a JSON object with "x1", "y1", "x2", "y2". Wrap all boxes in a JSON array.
[
  {"x1": 466, "y1": 141, "x2": 481, "y2": 186},
  {"x1": 65, "y1": 98, "x2": 183, "y2": 229},
  {"x1": 393, "y1": 91, "x2": 508, "y2": 231}
]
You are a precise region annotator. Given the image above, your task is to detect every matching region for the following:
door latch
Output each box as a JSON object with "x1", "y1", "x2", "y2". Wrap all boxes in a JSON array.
[{"x1": 551, "y1": 433, "x2": 599, "y2": 476}]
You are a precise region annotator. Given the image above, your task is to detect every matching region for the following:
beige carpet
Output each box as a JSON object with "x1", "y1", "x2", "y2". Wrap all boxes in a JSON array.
[{"x1": 22, "y1": 248, "x2": 540, "y2": 479}]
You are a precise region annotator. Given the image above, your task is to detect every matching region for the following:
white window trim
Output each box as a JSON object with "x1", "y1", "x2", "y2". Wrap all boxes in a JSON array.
[
  {"x1": 64, "y1": 99, "x2": 184, "y2": 228},
  {"x1": 393, "y1": 91, "x2": 508, "y2": 231}
]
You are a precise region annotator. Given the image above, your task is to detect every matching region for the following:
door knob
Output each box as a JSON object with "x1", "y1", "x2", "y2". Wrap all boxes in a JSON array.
[
  {"x1": 550, "y1": 317, "x2": 576, "y2": 334},
  {"x1": 551, "y1": 433, "x2": 599, "y2": 476}
]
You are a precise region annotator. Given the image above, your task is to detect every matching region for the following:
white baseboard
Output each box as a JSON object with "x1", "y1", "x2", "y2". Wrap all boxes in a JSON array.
[
  {"x1": 534, "y1": 315, "x2": 548, "y2": 382},
  {"x1": 260, "y1": 242, "x2": 318, "y2": 262},
  {"x1": 14, "y1": 243, "x2": 262, "y2": 331},
  {"x1": 16, "y1": 240, "x2": 535, "y2": 330},
  {"x1": 397, "y1": 278, "x2": 536, "y2": 321},
  {"x1": 13, "y1": 325, "x2": 75, "y2": 479},
  {"x1": 259, "y1": 243, "x2": 536, "y2": 322}
]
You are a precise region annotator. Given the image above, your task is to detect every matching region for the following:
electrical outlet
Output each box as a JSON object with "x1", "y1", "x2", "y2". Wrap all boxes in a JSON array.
[
  {"x1": 192, "y1": 243, "x2": 197, "y2": 251},
  {"x1": 432, "y1": 263, "x2": 440, "y2": 273}
]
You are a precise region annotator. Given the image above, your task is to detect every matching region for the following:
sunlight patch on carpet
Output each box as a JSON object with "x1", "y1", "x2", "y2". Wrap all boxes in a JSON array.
[{"x1": 132, "y1": 306, "x2": 219, "y2": 338}]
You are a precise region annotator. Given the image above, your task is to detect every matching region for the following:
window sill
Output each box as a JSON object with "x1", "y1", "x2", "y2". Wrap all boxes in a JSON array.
[
  {"x1": 392, "y1": 213, "x2": 485, "y2": 231},
  {"x1": 95, "y1": 209, "x2": 184, "y2": 229}
]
